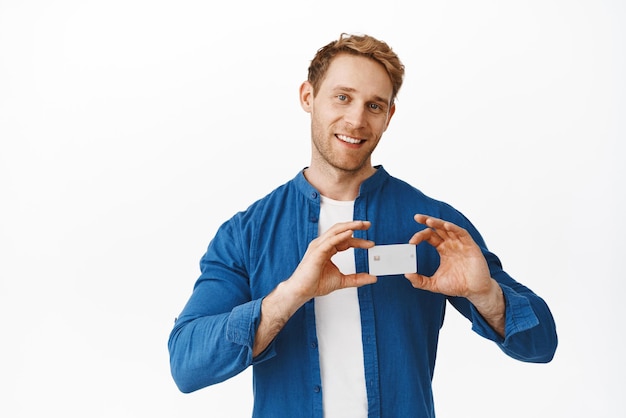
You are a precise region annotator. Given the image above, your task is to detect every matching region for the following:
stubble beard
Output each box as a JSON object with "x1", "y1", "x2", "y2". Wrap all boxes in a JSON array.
[{"x1": 309, "y1": 122, "x2": 374, "y2": 176}]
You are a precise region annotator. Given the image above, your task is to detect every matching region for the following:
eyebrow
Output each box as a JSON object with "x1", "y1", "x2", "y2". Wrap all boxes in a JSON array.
[{"x1": 332, "y1": 85, "x2": 391, "y2": 105}]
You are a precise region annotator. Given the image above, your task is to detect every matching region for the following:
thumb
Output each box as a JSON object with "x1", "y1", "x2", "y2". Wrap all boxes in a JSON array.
[{"x1": 404, "y1": 273, "x2": 433, "y2": 292}]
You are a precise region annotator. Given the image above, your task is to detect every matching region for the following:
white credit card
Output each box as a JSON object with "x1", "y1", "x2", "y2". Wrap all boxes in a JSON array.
[{"x1": 367, "y1": 244, "x2": 417, "y2": 276}]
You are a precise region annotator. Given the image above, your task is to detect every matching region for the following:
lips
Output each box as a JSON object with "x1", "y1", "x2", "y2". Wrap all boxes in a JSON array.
[{"x1": 336, "y1": 134, "x2": 364, "y2": 144}]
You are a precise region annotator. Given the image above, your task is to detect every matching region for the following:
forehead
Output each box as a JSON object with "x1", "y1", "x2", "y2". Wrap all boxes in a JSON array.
[{"x1": 320, "y1": 53, "x2": 393, "y2": 103}]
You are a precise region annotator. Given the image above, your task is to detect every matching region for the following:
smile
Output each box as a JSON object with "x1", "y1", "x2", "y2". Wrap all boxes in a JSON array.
[{"x1": 337, "y1": 134, "x2": 364, "y2": 144}]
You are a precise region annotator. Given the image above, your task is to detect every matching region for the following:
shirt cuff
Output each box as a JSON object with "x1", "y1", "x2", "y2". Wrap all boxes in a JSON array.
[
  {"x1": 226, "y1": 297, "x2": 277, "y2": 364},
  {"x1": 470, "y1": 283, "x2": 540, "y2": 343}
]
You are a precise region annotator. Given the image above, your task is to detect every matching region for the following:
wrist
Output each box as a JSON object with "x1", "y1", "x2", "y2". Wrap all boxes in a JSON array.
[
  {"x1": 272, "y1": 278, "x2": 311, "y2": 315},
  {"x1": 468, "y1": 279, "x2": 506, "y2": 336},
  {"x1": 468, "y1": 278, "x2": 501, "y2": 308}
]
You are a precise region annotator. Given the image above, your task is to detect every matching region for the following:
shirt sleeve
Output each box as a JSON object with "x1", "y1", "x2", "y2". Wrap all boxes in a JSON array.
[
  {"x1": 443, "y1": 210, "x2": 558, "y2": 363},
  {"x1": 449, "y1": 250, "x2": 558, "y2": 363},
  {"x1": 468, "y1": 282, "x2": 558, "y2": 362},
  {"x1": 167, "y1": 217, "x2": 277, "y2": 394}
]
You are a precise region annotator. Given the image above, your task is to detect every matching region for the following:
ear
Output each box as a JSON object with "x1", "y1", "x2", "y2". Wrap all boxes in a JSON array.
[{"x1": 299, "y1": 81, "x2": 314, "y2": 113}]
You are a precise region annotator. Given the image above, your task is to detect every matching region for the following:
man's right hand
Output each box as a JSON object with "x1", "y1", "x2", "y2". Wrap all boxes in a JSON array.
[
  {"x1": 288, "y1": 220, "x2": 377, "y2": 301},
  {"x1": 252, "y1": 220, "x2": 376, "y2": 357}
]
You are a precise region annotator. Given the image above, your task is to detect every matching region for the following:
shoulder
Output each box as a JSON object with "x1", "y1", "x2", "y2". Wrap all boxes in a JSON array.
[
  {"x1": 380, "y1": 171, "x2": 470, "y2": 226},
  {"x1": 222, "y1": 174, "x2": 304, "y2": 231}
]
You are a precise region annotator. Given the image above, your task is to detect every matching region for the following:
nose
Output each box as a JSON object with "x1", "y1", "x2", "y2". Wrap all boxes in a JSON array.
[{"x1": 344, "y1": 103, "x2": 367, "y2": 129}]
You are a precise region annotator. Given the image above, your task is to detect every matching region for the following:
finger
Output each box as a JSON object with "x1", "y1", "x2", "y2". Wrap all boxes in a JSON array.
[
  {"x1": 414, "y1": 214, "x2": 454, "y2": 230},
  {"x1": 318, "y1": 221, "x2": 372, "y2": 251},
  {"x1": 404, "y1": 272, "x2": 435, "y2": 292},
  {"x1": 413, "y1": 214, "x2": 433, "y2": 226},
  {"x1": 321, "y1": 228, "x2": 375, "y2": 255},
  {"x1": 408, "y1": 227, "x2": 432, "y2": 245},
  {"x1": 325, "y1": 229, "x2": 357, "y2": 252},
  {"x1": 335, "y1": 236, "x2": 375, "y2": 252},
  {"x1": 325, "y1": 220, "x2": 371, "y2": 237},
  {"x1": 432, "y1": 220, "x2": 475, "y2": 245},
  {"x1": 408, "y1": 221, "x2": 444, "y2": 247},
  {"x1": 341, "y1": 272, "x2": 378, "y2": 288},
  {"x1": 414, "y1": 214, "x2": 448, "y2": 234},
  {"x1": 414, "y1": 214, "x2": 468, "y2": 241}
]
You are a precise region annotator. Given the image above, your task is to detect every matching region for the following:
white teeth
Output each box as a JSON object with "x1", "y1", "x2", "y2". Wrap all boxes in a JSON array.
[{"x1": 337, "y1": 134, "x2": 363, "y2": 144}]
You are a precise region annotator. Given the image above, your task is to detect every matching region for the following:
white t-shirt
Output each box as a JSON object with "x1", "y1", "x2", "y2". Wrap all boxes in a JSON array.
[{"x1": 314, "y1": 196, "x2": 368, "y2": 417}]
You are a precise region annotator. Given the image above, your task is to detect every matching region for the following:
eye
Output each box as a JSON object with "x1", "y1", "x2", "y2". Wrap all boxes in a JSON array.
[
  {"x1": 368, "y1": 103, "x2": 384, "y2": 113},
  {"x1": 337, "y1": 94, "x2": 348, "y2": 101}
]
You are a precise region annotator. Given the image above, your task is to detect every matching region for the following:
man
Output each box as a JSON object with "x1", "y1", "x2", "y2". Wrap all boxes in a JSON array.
[{"x1": 168, "y1": 33, "x2": 557, "y2": 417}]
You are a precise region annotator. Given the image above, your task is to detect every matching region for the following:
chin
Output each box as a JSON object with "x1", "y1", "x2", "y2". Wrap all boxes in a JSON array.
[{"x1": 333, "y1": 161, "x2": 371, "y2": 174}]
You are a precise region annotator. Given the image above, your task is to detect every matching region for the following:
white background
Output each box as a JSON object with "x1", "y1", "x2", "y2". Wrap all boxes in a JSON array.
[{"x1": 1, "y1": 1, "x2": 624, "y2": 417}]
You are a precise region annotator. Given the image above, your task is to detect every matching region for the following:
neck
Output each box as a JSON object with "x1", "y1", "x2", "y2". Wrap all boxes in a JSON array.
[{"x1": 303, "y1": 164, "x2": 376, "y2": 201}]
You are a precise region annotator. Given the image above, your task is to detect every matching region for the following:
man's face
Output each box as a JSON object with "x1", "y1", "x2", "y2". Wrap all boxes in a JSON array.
[{"x1": 300, "y1": 53, "x2": 395, "y2": 175}]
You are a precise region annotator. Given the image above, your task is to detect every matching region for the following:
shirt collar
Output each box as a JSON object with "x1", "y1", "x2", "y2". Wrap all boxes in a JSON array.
[{"x1": 294, "y1": 165, "x2": 389, "y2": 202}]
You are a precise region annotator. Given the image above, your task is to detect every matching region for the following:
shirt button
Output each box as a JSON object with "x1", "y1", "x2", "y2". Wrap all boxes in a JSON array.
[
  {"x1": 310, "y1": 341, "x2": 317, "y2": 349},
  {"x1": 311, "y1": 192, "x2": 318, "y2": 199},
  {"x1": 313, "y1": 385, "x2": 321, "y2": 393}
]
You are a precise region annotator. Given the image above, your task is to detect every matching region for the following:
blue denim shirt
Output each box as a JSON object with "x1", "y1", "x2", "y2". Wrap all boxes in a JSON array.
[{"x1": 168, "y1": 166, "x2": 557, "y2": 418}]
